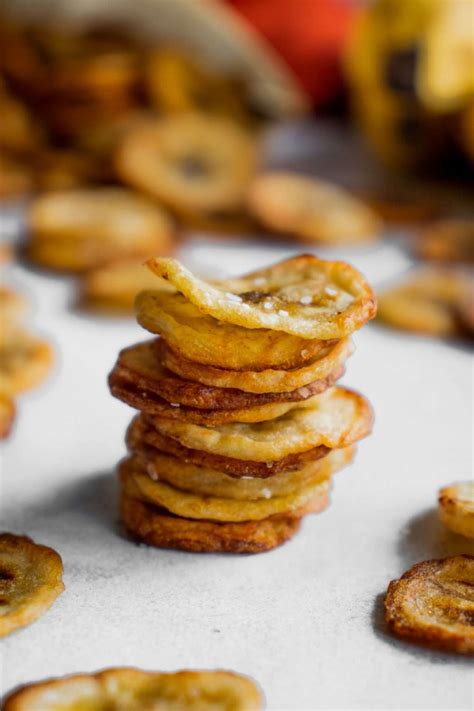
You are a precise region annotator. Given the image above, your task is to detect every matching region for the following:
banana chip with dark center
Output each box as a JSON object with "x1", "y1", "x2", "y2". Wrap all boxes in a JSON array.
[
  {"x1": 0, "y1": 533, "x2": 64, "y2": 638},
  {"x1": 385, "y1": 556, "x2": 474, "y2": 655}
]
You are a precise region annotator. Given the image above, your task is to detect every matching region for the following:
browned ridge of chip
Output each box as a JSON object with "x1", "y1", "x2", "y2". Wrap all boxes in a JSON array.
[
  {"x1": 127, "y1": 415, "x2": 331, "y2": 479},
  {"x1": 108, "y1": 339, "x2": 344, "y2": 412},
  {"x1": 120, "y1": 491, "x2": 325, "y2": 554},
  {"x1": 385, "y1": 555, "x2": 474, "y2": 655}
]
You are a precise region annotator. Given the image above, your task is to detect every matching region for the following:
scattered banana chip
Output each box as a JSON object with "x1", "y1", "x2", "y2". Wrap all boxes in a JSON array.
[
  {"x1": 415, "y1": 219, "x2": 474, "y2": 265},
  {"x1": 3, "y1": 667, "x2": 262, "y2": 710},
  {"x1": 145, "y1": 255, "x2": 377, "y2": 340},
  {"x1": 80, "y1": 259, "x2": 167, "y2": 314},
  {"x1": 438, "y1": 482, "x2": 474, "y2": 539},
  {"x1": 136, "y1": 289, "x2": 331, "y2": 371},
  {"x1": 247, "y1": 172, "x2": 381, "y2": 244},
  {"x1": 127, "y1": 415, "x2": 331, "y2": 479},
  {"x1": 109, "y1": 340, "x2": 339, "y2": 412},
  {"x1": 377, "y1": 269, "x2": 474, "y2": 338},
  {"x1": 162, "y1": 337, "x2": 350, "y2": 395},
  {"x1": 116, "y1": 113, "x2": 256, "y2": 216},
  {"x1": 0, "y1": 328, "x2": 52, "y2": 396},
  {"x1": 0, "y1": 394, "x2": 15, "y2": 440},
  {"x1": 385, "y1": 555, "x2": 474, "y2": 655},
  {"x1": 150, "y1": 386, "x2": 372, "y2": 462},
  {"x1": 121, "y1": 455, "x2": 331, "y2": 522},
  {"x1": 136, "y1": 445, "x2": 354, "y2": 501},
  {"x1": 0, "y1": 533, "x2": 64, "y2": 638},
  {"x1": 121, "y1": 491, "x2": 315, "y2": 554},
  {"x1": 27, "y1": 188, "x2": 174, "y2": 272}
]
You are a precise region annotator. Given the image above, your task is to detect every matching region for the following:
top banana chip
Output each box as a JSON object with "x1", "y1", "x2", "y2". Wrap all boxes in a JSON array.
[
  {"x1": 152, "y1": 386, "x2": 372, "y2": 462},
  {"x1": 136, "y1": 289, "x2": 330, "y2": 370},
  {"x1": 146, "y1": 255, "x2": 376, "y2": 339},
  {"x1": 3, "y1": 668, "x2": 262, "y2": 711}
]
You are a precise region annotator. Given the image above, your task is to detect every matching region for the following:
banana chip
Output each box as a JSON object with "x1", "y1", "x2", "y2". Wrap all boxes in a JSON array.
[
  {"x1": 3, "y1": 667, "x2": 262, "y2": 710},
  {"x1": 248, "y1": 172, "x2": 381, "y2": 245},
  {"x1": 0, "y1": 533, "x2": 64, "y2": 638},
  {"x1": 136, "y1": 445, "x2": 354, "y2": 501},
  {"x1": 438, "y1": 482, "x2": 474, "y2": 539},
  {"x1": 145, "y1": 255, "x2": 376, "y2": 339},
  {"x1": 385, "y1": 556, "x2": 474, "y2": 655},
  {"x1": 0, "y1": 329, "x2": 52, "y2": 396},
  {"x1": 116, "y1": 113, "x2": 256, "y2": 216},
  {"x1": 121, "y1": 492, "x2": 318, "y2": 554},
  {"x1": 0, "y1": 394, "x2": 15, "y2": 440},
  {"x1": 377, "y1": 269, "x2": 474, "y2": 338},
  {"x1": 151, "y1": 387, "x2": 372, "y2": 462},
  {"x1": 127, "y1": 416, "x2": 331, "y2": 479},
  {"x1": 162, "y1": 338, "x2": 351, "y2": 394},
  {"x1": 121, "y1": 456, "x2": 331, "y2": 522},
  {"x1": 136, "y1": 289, "x2": 331, "y2": 370},
  {"x1": 81, "y1": 260, "x2": 168, "y2": 314},
  {"x1": 109, "y1": 340, "x2": 338, "y2": 412},
  {"x1": 143, "y1": 379, "x2": 342, "y2": 425},
  {"x1": 415, "y1": 219, "x2": 474, "y2": 265},
  {"x1": 27, "y1": 188, "x2": 174, "y2": 273}
]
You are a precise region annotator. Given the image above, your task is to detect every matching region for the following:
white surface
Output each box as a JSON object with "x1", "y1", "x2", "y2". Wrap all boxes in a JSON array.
[{"x1": 1, "y1": 236, "x2": 473, "y2": 710}]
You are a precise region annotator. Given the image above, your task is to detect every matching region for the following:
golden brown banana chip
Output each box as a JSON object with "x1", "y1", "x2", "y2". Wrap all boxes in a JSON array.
[
  {"x1": 135, "y1": 445, "x2": 354, "y2": 501},
  {"x1": 3, "y1": 667, "x2": 262, "y2": 710},
  {"x1": 127, "y1": 416, "x2": 331, "y2": 479},
  {"x1": 116, "y1": 113, "x2": 256, "y2": 216},
  {"x1": 120, "y1": 455, "x2": 331, "y2": 522},
  {"x1": 137, "y1": 289, "x2": 331, "y2": 370},
  {"x1": 109, "y1": 340, "x2": 340, "y2": 412},
  {"x1": 415, "y1": 219, "x2": 474, "y2": 265},
  {"x1": 162, "y1": 338, "x2": 351, "y2": 394},
  {"x1": 247, "y1": 172, "x2": 381, "y2": 245},
  {"x1": 121, "y1": 492, "x2": 322, "y2": 554},
  {"x1": 27, "y1": 188, "x2": 174, "y2": 272},
  {"x1": 385, "y1": 555, "x2": 474, "y2": 655},
  {"x1": 147, "y1": 49, "x2": 249, "y2": 123},
  {"x1": 377, "y1": 269, "x2": 474, "y2": 338},
  {"x1": 80, "y1": 260, "x2": 170, "y2": 314},
  {"x1": 150, "y1": 387, "x2": 372, "y2": 463},
  {"x1": 0, "y1": 328, "x2": 52, "y2": 396},
  {"x1": 0, "y1": 153, "x2": 33, "y2": 200},
  {"x1": 0, "y1": 533, "x2": 64, "y2": 638},
  {"x1": 0, "y1": 394, "x2": 15, "y2": 440},
  {"x1": 145, "y1": 254, "x2": 377, "y2": 339},
  {"x1": 438, "y1": 482, "x2": 474, "y2": 539}
]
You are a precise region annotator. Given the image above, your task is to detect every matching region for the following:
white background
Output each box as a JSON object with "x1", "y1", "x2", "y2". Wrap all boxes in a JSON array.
[{"x1": 1, "y1": 229, "x2": 473, "y2": 709}]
